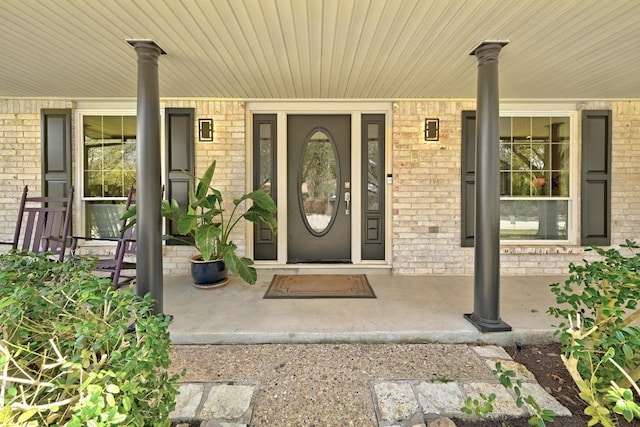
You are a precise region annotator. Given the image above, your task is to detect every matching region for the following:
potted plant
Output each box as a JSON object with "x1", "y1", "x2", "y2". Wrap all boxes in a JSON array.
[
  {"x1": 166, "y1": 160, "x2": 277, "y2": 287},
  {"x1": 126, "y1": 160, "x2": 276, "y2": 287}
]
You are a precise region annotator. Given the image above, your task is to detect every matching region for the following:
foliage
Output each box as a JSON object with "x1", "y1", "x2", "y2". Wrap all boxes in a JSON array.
[
  {"x1": 0, "y1": 252, "x2": 181, "y2": 426},
  {"x1": 460, "y1": 361, "x2": 555, "y2": 426},
  {"x1": 157, "y1": 159, "x2": 277, "y2": 285},
  {"x1": 494, "y1": 362, "x2": 555, "y2": 426},
  {"x1": 461, "y1": 391, "x2": 496, "y2": 419},
  {"x1": 547, "y1": 240, "x2": 640, "y2": 426}
]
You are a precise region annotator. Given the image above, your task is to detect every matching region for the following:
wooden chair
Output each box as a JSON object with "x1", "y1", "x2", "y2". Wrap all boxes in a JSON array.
[
  {"x1": 71, "y1": 187, "x2": 137, "y2": 288},
  {"x1": 0, "y1": 186, "x2": 74, "y2": 262}
]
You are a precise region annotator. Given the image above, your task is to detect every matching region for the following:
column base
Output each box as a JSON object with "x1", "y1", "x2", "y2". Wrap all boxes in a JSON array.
[{"x1": 464, "y1": 313, "x2": 512, "y2": 332}]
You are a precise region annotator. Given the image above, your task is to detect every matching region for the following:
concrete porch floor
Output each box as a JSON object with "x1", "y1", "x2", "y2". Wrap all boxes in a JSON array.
[{"x1": 164, "y1": 270, "x2": 568, "y2": 347}]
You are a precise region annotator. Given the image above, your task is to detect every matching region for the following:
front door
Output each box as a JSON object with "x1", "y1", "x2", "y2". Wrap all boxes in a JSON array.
[{"x1": 287, "y1": 115, "x2": 351, "y2": 262}]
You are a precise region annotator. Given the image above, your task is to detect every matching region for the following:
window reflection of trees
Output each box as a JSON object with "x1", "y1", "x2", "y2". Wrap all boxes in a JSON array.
[
  {"x1": 301, "y1": 130, "x2": 337, "y2": 233},
  {"x1": 83, "y1": 116, "x2": 136, "y2": 198},
  {"x1": 499, "y1": 116, "x2": 570, "y2": 240},
  {"x1": 83, "y1": 115, "x2": 136, "y2": 238}
]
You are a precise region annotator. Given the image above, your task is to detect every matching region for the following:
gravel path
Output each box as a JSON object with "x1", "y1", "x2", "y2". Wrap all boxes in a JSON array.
[{"x1": 169, "y1": 343, "x2": 493, "y2": 426}]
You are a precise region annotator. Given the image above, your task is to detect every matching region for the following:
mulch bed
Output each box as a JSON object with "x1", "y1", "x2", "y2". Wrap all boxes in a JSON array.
[{"x1": 454, "y1": 341, "x2": 637, "y2": 426}]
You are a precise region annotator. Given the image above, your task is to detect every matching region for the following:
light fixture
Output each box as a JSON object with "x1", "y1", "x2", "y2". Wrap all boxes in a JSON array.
[
  {"x1": 199, "y1": 118, "x2": 213, "y2": 142},
  {"x1": 424, "y1": 118, "x2": 439, "y2": 141}
]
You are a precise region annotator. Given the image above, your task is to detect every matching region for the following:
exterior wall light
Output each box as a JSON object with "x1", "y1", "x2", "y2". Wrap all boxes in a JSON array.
[
  {"x1": 425, "y1": 118, "x2": 439, "y2": 141},
  {"x1": 199, "y1": 118, "x2": 213, "y2": 142}
]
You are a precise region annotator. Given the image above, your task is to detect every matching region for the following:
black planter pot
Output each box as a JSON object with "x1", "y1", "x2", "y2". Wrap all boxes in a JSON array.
[{"x1": 190, "y1": 255, "x2": 229, "y2": 289}]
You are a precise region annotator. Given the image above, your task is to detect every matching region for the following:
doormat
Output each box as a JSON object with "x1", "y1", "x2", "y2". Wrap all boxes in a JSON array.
[{"x1": 264, "y1": 274, "x2": 376, "y2": 299}]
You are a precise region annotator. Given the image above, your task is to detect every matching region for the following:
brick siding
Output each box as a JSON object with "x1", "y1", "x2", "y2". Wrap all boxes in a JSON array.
[{"x1": 1, "y1": 98, "x2": 639, "y2": 277}]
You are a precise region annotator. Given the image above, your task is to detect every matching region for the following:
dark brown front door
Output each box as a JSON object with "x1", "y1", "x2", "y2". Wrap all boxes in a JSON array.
[{"x1": 287, "y1": 115, "x2": 351, "y2": 262}]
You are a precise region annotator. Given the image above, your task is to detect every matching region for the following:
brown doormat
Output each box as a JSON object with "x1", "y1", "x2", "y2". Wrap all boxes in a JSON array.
[{"x1": 264, "y1": 274, "x2": 376, "y2": 299}]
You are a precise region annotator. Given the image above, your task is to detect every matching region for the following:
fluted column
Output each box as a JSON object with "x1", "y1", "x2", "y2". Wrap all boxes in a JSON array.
[{"x1": 465, "y1": 41, "x2": 511, "y2": 332}]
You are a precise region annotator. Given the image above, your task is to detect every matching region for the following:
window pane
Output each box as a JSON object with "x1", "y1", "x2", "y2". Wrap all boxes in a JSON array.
[
  {"x1": 552, "y1": 170, "x2": 570, "y2": 197},
  {"x1": 500, "y1": 171, "x2": 511, "y2": 196},
  {"x1": 85, "y1": 171, "x2": 103, "y2": 197},
  {"x1": 258, "y1": 123, "x2": 272, "y2": 194},
  {"x1": 511, "y1": 171, "x2": 533, "y2": 196},
  {"x1": 367, "y1": 123, "x2": 380, "y2": 211},
  {"x1": 499, "y1": 117, "x2": 512, "y2": 142},
  {"x1": 82, "y1": 114, "x2": 136, "y2": 238},
  {"x1": 512, "y1": 144, "x2": 531, "y2": 171},
  {"x1": 85, "y1": 201, "x2": 127, "y2": 238},
  {"x1": 499, "y1": 114, "x2": 571, "y2": 241},
  {"x1": 301, "y1": 130, "x2": 338, "y2": 235},
  {"x1": 500, "y1": 200, "x2": 568, "y2": 240},
  {"x1": 512, "y1": 117, "x2": 530, "y2": 141},
  {"x1": 531, "y1": 117, "x2": 550, "y2": 143},
  {"x1": 499, "y1": 143, "x2": 511, "y2": 171},
  {"x1": 551, "y1": 117, "x2": 570, "y2": 142}
]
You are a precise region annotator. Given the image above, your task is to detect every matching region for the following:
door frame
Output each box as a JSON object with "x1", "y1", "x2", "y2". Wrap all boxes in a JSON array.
[{"x1": 246, "y1": 101, "x2": 393, "y2": 266}]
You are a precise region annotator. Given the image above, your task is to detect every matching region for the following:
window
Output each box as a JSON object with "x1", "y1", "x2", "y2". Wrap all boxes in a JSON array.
[
  {"x1": 461, "y1": 111, "x2": 577, "y2": 246},
  {"x1": 82, "y1": 114, "x2": 137, "y2": 238},
  {"x1": 498, "y1": 115, "x2": 571, "y2": 241}
]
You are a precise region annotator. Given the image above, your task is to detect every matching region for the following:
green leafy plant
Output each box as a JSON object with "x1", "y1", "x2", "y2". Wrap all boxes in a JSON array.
[
  {"x1": 126, "y1": 159, "x2": 277, "y2": 285},
  {"x1": 461, "y1": 391, "x2": 496, "y2": 419},
  {"x1": 547, "y1": 240, "x2": 640, "y2": 426},
  {"x1": 0, "y1": 252, "x2": 181, "y2": 426},
  {"x1": 494, "y1": 362, "x2": 555, "y2": 427},
  {"x1": 460, "y1": 361, "x2": 555, "y2": 426}
]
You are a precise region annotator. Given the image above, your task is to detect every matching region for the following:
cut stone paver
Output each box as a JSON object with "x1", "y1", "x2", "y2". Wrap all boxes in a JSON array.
[
  {"x1": 200, "y1": 384, "x2": 255, "y2": 422},
  {"x1": 485, "y1": 359, "x2": 537, "y2": 382},
  {"x1": 471, "y1": 345, "x2": 512, "y2": 360},
  {"x1": 171, "y1": 383, "x2": 204, "y2": 419},
  {"x1": 462, "y1": 382, "x2": 527, "y2": 419},
  {"x1": 374, "y1": 382, "x2": 420, "y2": 423},
  {"x1": 171, "y1": 345, "x2": 573, "y2": 426},
  {"x1": 415, "y1": 381, "x2": 466, "y2": 416},
  {"x1": 519, "y1": 382, "x2": 572, "y2": 417}
]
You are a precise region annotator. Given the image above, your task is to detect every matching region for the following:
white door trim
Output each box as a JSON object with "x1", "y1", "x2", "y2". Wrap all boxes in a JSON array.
[{"x1": 246, "y1": 101, "x2": 392, "y2": 267}]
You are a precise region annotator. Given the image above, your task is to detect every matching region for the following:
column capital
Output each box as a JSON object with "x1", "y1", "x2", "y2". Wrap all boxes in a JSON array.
[
  {"x1": 470, "y1": 41, "x2": 508, "y2": 65},
  {"x1": 126, "y1": 39, "x2": 166, "y2": 60}
]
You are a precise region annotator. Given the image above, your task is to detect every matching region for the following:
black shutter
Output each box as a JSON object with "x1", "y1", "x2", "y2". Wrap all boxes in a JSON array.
[
  {"x1": 165, "y1": 108, "x2": 195, "y2": 245},
  {"x1": 461, "y1": 111, "x2": 476, "y2": 247},
  {"x1": 41, "y1": 109, "x2": 71, "y2": 198},
  {"x1": 581, "y1": 110, "x2": 612, "y2": 246}
]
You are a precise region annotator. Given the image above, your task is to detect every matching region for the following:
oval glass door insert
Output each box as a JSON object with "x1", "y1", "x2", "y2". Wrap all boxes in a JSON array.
[{"x1": 300, "y1": 129, "x2": 339, "y2": 235}]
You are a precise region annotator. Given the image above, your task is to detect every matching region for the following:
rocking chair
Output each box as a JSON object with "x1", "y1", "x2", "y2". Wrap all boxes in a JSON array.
[
  {"x1": 0, "y1": 186, "x2": 74, "y2": 262},
  {"x1": 71, "y1": 187, "x2": 137, "y2": 288}
]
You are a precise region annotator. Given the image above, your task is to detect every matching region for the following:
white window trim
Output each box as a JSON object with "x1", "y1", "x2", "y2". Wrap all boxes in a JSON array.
[
  {"x1": 497, "y1": 109, "x2": 578, "y2": 245},
  {"x1": 74, "y1": 104, "x2": 167, "y2": 244}
]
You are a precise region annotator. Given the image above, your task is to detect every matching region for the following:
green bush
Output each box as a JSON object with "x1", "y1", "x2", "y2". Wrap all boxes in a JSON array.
[
  {"x1": 0, "y1": 252, "x2": 181, "y2": 426},
  {"x1": 548, "y1": 241, "x2": 640, "y2": 426}
]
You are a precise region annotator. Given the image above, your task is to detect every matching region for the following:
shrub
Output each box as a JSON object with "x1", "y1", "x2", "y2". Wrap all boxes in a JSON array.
[
  {"x1": 547, "y1": 241, "x2": 640, "y2": 426},
  {"x1": 0, "y1": 252, "x2": 181, "y2": 426}
]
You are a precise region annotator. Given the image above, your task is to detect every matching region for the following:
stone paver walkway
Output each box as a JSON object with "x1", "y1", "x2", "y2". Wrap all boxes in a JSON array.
[{"x1": 170, "y1": 346, "x2": 570, "y2": 426}]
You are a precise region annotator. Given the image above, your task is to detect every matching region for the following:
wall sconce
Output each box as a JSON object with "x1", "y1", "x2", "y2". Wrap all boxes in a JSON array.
[
  {"x1": 424, "y1": 118, "x2": 439, "y2": 141},
  {"x1": 199, "y1": 118, "x2": 213, "y2": 142}
]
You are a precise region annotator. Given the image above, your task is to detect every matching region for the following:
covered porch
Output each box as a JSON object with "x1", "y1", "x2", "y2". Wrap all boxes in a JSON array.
[{"x1": 164, "y1": 271, "x2": 565, "y2": 346}]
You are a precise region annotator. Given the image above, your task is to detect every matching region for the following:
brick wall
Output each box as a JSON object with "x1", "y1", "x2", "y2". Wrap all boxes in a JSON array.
[
  {"x1": 0, "y1": 99, "x2": 73, "y2": 240},
  {"x1": 391, "y1": 101, "x2": 475, "y2": 275},
  {"x1": 161, "y1": 100, "x2": 247, "y2": 276},
  {"x1": 391, "y1": 100, "x2": 640, "y2": 276},
  {"x1": 1, "y1": 98, "x2": 639, "y2": 277}
]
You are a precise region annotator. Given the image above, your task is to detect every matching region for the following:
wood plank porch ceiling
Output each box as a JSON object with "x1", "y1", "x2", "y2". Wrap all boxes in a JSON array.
[{"x1": 0, "y1": 0, "x2": 638, "y2": 99}]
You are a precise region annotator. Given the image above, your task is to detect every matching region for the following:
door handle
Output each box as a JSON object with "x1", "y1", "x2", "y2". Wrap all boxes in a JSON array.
[{"x1": 345, "y1": 191, "x2": 351, "y2": 215}]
